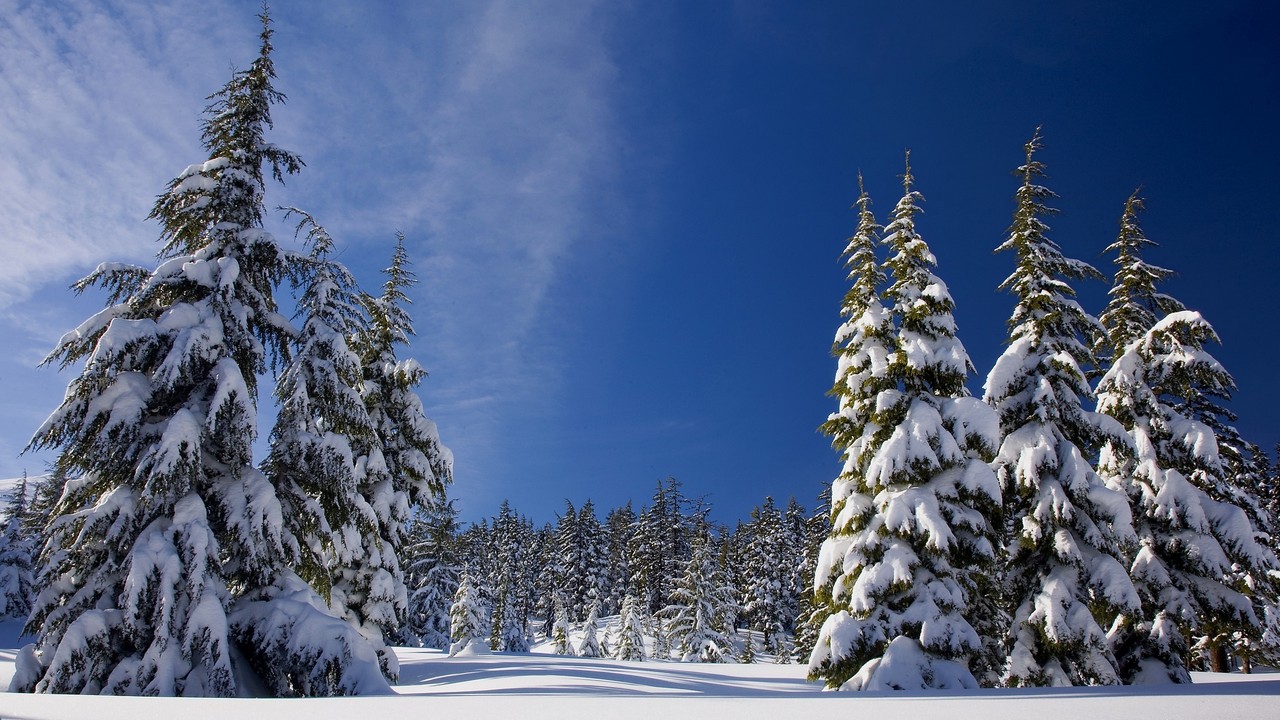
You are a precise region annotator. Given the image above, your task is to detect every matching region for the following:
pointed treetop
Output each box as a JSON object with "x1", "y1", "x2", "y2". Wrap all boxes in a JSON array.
[
  {"x1": 994, "y1": 128, "x2": 1102, "y2": 344},
  {"x1": 1015, "y1": 125, "x2": 1049, "y2": 189},
  {"x1": 1098, "y1": 189, "x2": 1183, "y2": 355},
  {"x1": 383, "y1": 232, "x2": 417, "y2": 309},
  {"x1": 839, "y1": 171, "x2": 885, "y2": 317}
]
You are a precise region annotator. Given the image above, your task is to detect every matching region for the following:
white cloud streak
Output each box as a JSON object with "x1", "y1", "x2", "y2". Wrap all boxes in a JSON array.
[{"x1": 0, "y1": 0, "x2": 623, "y2": 500}]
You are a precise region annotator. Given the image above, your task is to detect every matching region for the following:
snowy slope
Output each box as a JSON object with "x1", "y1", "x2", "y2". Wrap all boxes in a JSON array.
[{"x1": 1, "y1": 621, "x2": 1276, "y2": 720}]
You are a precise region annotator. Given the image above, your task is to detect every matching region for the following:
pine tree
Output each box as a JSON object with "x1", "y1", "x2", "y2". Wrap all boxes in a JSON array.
[
  {"x1": 613, "y1": 592, "x2": 648, "y2": 661},
  {"x1": 984, "y1": 129, "x2": 1139, "y2": 687},
  {"x1": 792, "y1": 484, "x2": 830, "y2": 663},
  {"x1": 0, "y1": 474, "x2": 35, "y2": 621},
  {"x1": 449, "y1": 569, "x2": 491, "y2": 656},
  {"x1": 577, "y1": 601, "x2": 606, "y2": 658},
  {"x1": 741, "y1": 497, "x2": 789, "y2": 649},
  {"x1": 663, "y1": 535, "x2": 740, "y2": 663},
  {"x1": 604, "y1": 503, "x2": 637, "y2": 616},
  {"x1": 553, "y1": 500, "x2": 583, "y2": 619},
  {"x1": 334, "y1": 233, "x2": 452, "y2": 676},
  {"x1": 263, "y1": 209, "x2": 397, "y2": 671},
  {"x1": 630, "y1": 478, "x2": 696, "y2": 615},
  {"x1": 486, "y1": 501, "x2": 533, "y2": 653},
  {"x1": 404, "y1": 499, "x2": 461, "y2": 649},
  {"x1": 13, "y1": 12, "x2": 386, "y2": 696},
  {"x1": 578, "y1": 500, "x2": 610, "y2": 616},
  {"x1": 1093, "y1": 201, "x2": 1278, "y2": 678},
  {"x1": 551, "y1": 595, "x2": 576, "y2": 656},
  {"x1": 780, "y1": 497, "x2": 808, "y2": 635},
  {"x1": 810, "y1": 157, "x2": 1001, "y2": 691}
]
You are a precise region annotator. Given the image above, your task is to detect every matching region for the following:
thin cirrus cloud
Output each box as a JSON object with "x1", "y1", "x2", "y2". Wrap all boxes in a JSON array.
[{"x1": 0, "y1": 0, "x2": 625, "y2": 501}]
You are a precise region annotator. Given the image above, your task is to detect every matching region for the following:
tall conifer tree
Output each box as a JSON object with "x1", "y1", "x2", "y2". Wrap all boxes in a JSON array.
[
  {"x1": 14, "y1": 11, "x2": 387, "y2": 696},
  {"x1": 984, "y1": 130, "x2": 1139, "y2": 687},
  {"x1": 1095, "y1": 195, "x2": 1277, "y2": 679},
  {"x1": 811, "y1": 158, "x2": 1001, "y2": 690}
]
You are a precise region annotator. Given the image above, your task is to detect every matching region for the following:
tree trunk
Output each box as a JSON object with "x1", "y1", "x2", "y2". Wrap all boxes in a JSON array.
[{"x1": 1208, "y1": 643, "x2": 1231, "y2": 673}]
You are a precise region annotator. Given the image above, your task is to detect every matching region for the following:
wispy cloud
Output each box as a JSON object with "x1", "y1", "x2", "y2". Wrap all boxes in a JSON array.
[
  {"x1": 275, "y1": 1, "x2": 623, "y2": 505},
  {"x1": 0, "y1": 0, "x2": 624, "y2": 500},
  {"x1": 0, "y1": 0, "x2": 256, "y2": 307}
]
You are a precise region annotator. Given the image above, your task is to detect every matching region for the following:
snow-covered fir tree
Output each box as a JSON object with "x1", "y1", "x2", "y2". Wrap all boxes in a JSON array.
[
  {"x1": 613, "y1": 592, "x2": 648, "y2": 661},
  {"x1": 630, "y1": 478, "x2": 697, "y2": 615},
  {"x1": 810, "y1": 157, "x2": 1002, "y2": 691},
  {"x1": 577, "y1": 601, "x2": 606, "y2": 658},
  {"x1": 577, "y1": 500, "x2": 610, "y2": 618},
  {"x1": 552, "y1": 500, "x2": 581, "y2": 618},
  {"x1": 1094, "y1": 199, "x2": 1277, "y2": 679},
  {"x1": 663, "y1": 534, "x2": 740, "y2": 663},
  {"x1": 13, "y1": 12, "x2": 387, "y2": 697},
  {"x1": 984, "y1": 130, "x2": 1139, "y2": 687},
  {"x1": 449, "y1": 569, "x2": 491, "y2": 656},
  {"x1": 530, "y1": 524, "x2": 560, "y2": 638},
  {"x1": 0, "y1": 475, "x2": 35, "y2": 621},
  {"x1": 1098, "y1": 313, "x2": 1275, "y2": 681},
  {"x1": 546, "y1": 499, "x2": 608, "y2": 621},
  {"x1": 741, "y1": 497, "x2": 790, "y2": 651},
  {"x1": 261, "y1": 209, "x2": 406, "y2": 683},
  {"x1": 335, "y1": 233, "x2": 453, "y2": 677},
  {"x1": 792, "y1": 485, "x2": 830, "y2": 663},
  {"x1": 489, "y1": 501, "x2": 533, "y2": 652},
  {"x1": 404, "y1": 499, "x2": 461, "y2": 649},
  {"x1": 551, "y1": 595, "x2": 576, "y2": 656},
  {"x1": 605, "y1": 503, "x2": 637, "y2": 616}
]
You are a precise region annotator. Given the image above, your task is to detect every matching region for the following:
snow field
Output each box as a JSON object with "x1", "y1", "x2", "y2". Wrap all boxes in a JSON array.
[{"x1": 2, "y1": 634, "x2": 1277, "y2": 720}]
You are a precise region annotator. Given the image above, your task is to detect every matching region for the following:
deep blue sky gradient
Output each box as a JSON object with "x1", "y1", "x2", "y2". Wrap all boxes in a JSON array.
[{"x1": 1, "y1": 1, "x2": 1276, "y2": 527}]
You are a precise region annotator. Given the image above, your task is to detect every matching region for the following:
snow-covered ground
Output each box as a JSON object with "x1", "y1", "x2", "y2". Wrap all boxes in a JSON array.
[{"x1": 1, "y1": 618, "x2": 1276, "y2": 720}]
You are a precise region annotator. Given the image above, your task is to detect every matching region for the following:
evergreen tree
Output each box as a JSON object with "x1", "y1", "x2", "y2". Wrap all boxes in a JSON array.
[
  {"x1": 553, "y1": 501, "x2": 582, "y2": 619},
  {"x1": 792, "y1": 484, "x2": 830, "y2": 663},
  {"x1": 1093, "y1": 202, "x2": 1278, "y2": 678},
  {"x1": 551, "y1": 595, "x2": 576, "y2": 656},
  {"x1": 740, "y1": 629, "x2": 757, "y2": 664},
  {"x1": 488, "y1": 501, "x2": 533, "y2": 652},
  {"x1": 13, "y1": 12, "x2": 386, "y2": 696},
  {"x1": 338, "y1": 234, "x2": 453, "y2": 675},
  {"x1": 529, "y1": 523, "x2": 559, "y2": 638},
  {"x1": 577, "y1": 500, "x2": 610, "y2": 616},
  {"x1": 652, "y1": 614, "x2": 673, "y2": 661},
  {"x1": 630, "y1": 478, "x2": 696, "y2": 615},
  {"x1": 604, "y1": 503, "x2": 637, "y2": 615},
  {"x1": 780, "y1": 497, "x2": 809, "y2": 634},
  {"x1": 613, "y1": 592, "x2": 648, "y2": 661},
  {"x1": 984, "y1": 130, "x2": 1139, "y2": 687},
  {"x1": 577, "y1": 601, "x2": 606, "y2": 658},
  {"x1": 810, "y1": 157, "x2": 1001, "y2": 691},
  {"x1": 741, "y1": 497, "x2": 789, "y2": 649},
  {"x1": 404, "y1": 500, "x2": 461, "y2": 649},
  {"x1": 1095, "y1": 191, "x2": 1183, "y2": 362},
  {"x1": 0, "y1": 474, "x2": 35, "y2": 621},
  {"x1": 449, "y1": 569, "x2": 491, "y2": 656},
  {"x1": 663, "y1": 535, "x2": 740, "y2": 663},
  {"x1": 263, "y1": 209, "x2": 400, "y2": 676}
]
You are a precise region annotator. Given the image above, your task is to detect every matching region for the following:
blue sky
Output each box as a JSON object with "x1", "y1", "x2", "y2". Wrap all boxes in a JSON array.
[{"x1": 0, "y1": 0, "x2": 1276, "y2": 526}]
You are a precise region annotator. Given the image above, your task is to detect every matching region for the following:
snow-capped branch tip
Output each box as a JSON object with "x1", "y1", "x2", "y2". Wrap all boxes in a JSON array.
[
  {"x1": 281, "y1": 206, "x2": 334, "y2": 257},
  {"x1": 1018, "y1": 126, "x2": 1047, "y2": 183},
  {"x1": 900, "y1": 149, "x2": 914, "y2": 194}
]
